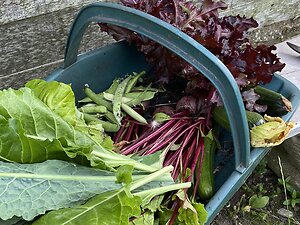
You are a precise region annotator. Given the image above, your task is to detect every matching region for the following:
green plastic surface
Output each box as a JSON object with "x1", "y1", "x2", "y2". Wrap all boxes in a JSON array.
[
  {"x1": 62, "y1": 2, "x2": 251, "y2": 171},
  {"x1": 46, "y1": 2, "x2": 300, "y2": 224}
]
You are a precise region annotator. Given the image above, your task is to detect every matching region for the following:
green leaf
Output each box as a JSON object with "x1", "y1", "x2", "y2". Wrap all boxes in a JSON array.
[
  {"x1": 130, "y1": 211, "x2": 155, "y2": 225},
  {"x1": 32, "y1": 190, "x2": 142, "y2": 225},
  {"x1": 176, "y1": 191, "x2": 208, "y2": 225},
  {"x1": 143, "y1": 195, "x2": 164, "y2": 212},
  {"x1": 249, "y1": 195, "x2": 269, "y2": 209},
  {"x1": 132, "y1": 150, "x2": 164, "y2": 169},
  {"x1": 116, "y1": 165, "x2": 134, "y2": 185},
  {"x1": 158, "y1": 208, "x2": 173, "y2": 224},
  {"x1": 193, "y1": 203, "x2": 208, "y2": 225},
  {"x1": 26, "y1": 79, "x2": 107, "y2": 146},
  {"x1": 177, "y1": 202, "x2": 208, "y2": 225},
  {"x1": 283, "y1": 199, "x2": 291, "y2": 206},
  {"x1": 26, "y1": 79, "x2": 77, "y2": 126},
  {"x1": 292, "y1": 190, "x2": 298, "y2": 199},
  {"x1": 0, "y1": 160, "x2": 123, "y2": 221},
  {"x1": 0, "y1": 87, "x2": 157, "y2": 172},
  {"x1": 153, "y1": 113, "x2": 170, "y2": 123},
  {"x1": 32, "y1": 166, "x2": 179, "y2": 225},
  {"x1": 0, "y1": 217, "x2": 22, "y2": 225},
  {"x1": 0, "y1": 160, "x2": 174, "y2": 222},
  {"x1": 0, "y1": 88, "x2": 95, "y2": 164}
]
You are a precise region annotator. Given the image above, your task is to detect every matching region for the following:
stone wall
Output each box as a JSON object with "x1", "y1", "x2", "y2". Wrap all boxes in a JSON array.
[{"x1": 1, "y1": 0, "x2": 300, "y2": 89}]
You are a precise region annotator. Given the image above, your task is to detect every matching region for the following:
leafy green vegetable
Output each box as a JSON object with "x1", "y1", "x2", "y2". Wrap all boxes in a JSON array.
[
  {"x1": 130, "y1": 211, "x2": 155, "y2": 225},
  {"x1": 0, "y1": 87, "x2": 94, "y2": 164},
  {"x1": 25, "y1": 79, "x2": 78, "y2": 126},
  {"x1": 116, "y1": 165, "x2": 134, "y2": 185},
  {"x1": 0, "y1": 85, "x2": 159, "y2": 172},
  {"x1": 33, "y1": 189, "x2": 142, "y2": 225},
  {"x1": 33, "y1": 166, "x2": 191, "y2": 225},
  {"x1": 0, "y1": 160, "x2": 123, "y2": 221},
  {"x1": 176, "y1": 191, "x2": 208, "y2": 225},
  {"x1": 0, "y1": 160, "x2": 175, "y2": 223},
  {"x1": 26, "y1": 79, "x2": 108, "y2": 145},
  {"x1": 0, "y1": 217, "x2": 22, "y2": 225}
]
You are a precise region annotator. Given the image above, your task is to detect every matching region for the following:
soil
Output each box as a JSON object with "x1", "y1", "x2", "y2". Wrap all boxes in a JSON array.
[{"x1": 211, "y1": 155, "x2": 300, "y2": 225}]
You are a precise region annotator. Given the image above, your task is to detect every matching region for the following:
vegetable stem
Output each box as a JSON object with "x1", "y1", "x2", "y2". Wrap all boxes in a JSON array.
[
  {"x1": 134, "y1": 182, "x2": 191, "y2": 198},
  {"x1": 129, "y1": 165, "x2": 173, "y2": 191}
]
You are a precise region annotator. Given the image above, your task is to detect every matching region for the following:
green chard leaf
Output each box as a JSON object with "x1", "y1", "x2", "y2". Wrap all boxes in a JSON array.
[
  {"x1": 0, "y1": 83, "x2": 158, "y2": 172},
  {"x1": 0, "y1": 87, "x2": 95, "y2": 164},
  {"x1": 25, "y1": 79, "x2": 77, "y2": 126}
]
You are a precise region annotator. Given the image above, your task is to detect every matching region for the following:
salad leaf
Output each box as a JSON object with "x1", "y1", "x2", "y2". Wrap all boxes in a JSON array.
[
  {"x1": 130, "y1": 211, "x2": 155, "y2": 225},
  {"x1": 0, "y1": 87, "x2": 94, "y2": 164},
  {"x1": 25, "y1": 79, "x2": 77, "y2": 126},
  {"x1": 26, "y1": 79, "x2": 108, "y2": 145},
  {"x1": 176, "y1": 191, "x2": 208, "y2": 225},
  {"x1": 0, "y1": 85, "x2": 160, "y2": 172},
  {"x1": 0, "y1": 217, "x2": 22, "y2": 225},
  {"x1": 116, "y1": 165, "x2": 134, "y2": 185}
]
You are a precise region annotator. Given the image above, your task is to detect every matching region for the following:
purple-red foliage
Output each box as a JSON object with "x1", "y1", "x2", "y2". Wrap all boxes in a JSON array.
[{"x1": 100, "y1": 0, "x2": 285, "y2": 87}]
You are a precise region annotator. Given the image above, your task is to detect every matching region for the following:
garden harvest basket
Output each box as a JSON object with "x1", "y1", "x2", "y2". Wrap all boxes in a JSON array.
[{"x1": 46, "y1": 2, "x2": 300, "y2": 224}]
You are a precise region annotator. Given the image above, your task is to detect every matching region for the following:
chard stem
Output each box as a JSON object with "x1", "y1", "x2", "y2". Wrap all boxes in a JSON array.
[
  {"x1": 129, "y1": 165, "x2": 173, "y2": 191},
  {"x1": 134, "y1": 182, "x2": 191, "y2": 198},
  {"x1": 91, "y1": 148, "x2": 157, "y2": 172}
]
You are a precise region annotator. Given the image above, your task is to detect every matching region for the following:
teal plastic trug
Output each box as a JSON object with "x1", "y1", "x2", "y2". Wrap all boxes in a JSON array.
[{"x1": 46, "y1": 2, "x2": 300, "y2": 224}]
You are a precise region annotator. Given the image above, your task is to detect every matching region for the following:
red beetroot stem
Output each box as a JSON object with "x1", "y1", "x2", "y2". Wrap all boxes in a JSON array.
[
  {"x1": 139, "y1": 121, "x2": 186, "y2": 156},
  {"x1": 168, "y1": 198, "x2": 181, "y2": 225},
  {"x1": 123, "y1": 121, "x2": 135, "y2": 141},
  {"x1": 171, "y1": 128, "x2": 195, "y2": 180},
  {"x1": 182, "y1": 131, "x2": 198, "y2": 181},
  {"x1": 113, "y1": 122, "x2": 127, "y2": 143},
  {"x1": 162, "y1": 120, "x2": 202, "y2": 158},
  {"x1": 121, "y1": 117, "x2": 179, "y2": 155},
  {"x1": 143, "y1": 120, "x2": 188, "y2": 155}
]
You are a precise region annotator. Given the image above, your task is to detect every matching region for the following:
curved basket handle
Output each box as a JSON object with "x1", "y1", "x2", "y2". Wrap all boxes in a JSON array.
[{"x1": 64, "y1": 2, "x2": 250, "y2": 171}]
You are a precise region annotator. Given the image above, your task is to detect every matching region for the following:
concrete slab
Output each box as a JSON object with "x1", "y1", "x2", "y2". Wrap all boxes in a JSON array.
[
  {"x1": 267, "y1": 35, "x2": 300, "y2": 194},
  {"x1": 275, "y1": 35, "x2": 300, "y2": 121}
]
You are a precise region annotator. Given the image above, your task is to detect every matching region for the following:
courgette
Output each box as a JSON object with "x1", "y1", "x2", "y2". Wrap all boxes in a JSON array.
[
  {"x1": 212, "y1": 106, "x2": 264, "y2": 131},
  {"x1": 196, "y1": 130, "x2": 216, "y2": 201},
  {"x1": 254, "y1": 86, "x2": 292, "y2": 117}
]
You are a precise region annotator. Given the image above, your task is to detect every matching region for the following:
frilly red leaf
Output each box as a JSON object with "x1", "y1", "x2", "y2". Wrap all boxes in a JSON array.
[{"x1": 99, "y1": 0, "x2": 285, "y2": 88}]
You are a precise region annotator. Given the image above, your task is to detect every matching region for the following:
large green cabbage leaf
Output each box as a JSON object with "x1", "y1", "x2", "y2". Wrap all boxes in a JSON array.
[
  {"x1": 0, "y1": 160, "x2": 121, "y2": 221},
  {"x1": 0, "y1": 160, "x2": 174, "y2": 222},
  {"x1": 31, "y1": 166, "x2": 189, "y2": 225}
]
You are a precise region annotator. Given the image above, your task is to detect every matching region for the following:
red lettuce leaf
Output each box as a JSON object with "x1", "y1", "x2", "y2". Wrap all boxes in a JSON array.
[{"x1": 99, "y1": 0, "x2": 285, "y2": 88}]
